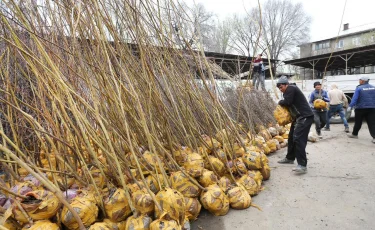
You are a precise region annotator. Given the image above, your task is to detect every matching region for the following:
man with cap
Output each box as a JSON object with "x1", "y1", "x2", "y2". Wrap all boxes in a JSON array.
[
  {"x1": 309, "y1": 81, "x2": 330, "y2": 137},
  {"x1": 347, "y1": 76, "x2": 375, "y2": 143},
  {"x1": 276, "y1": 76, "x2": 314, "y2": 173}
]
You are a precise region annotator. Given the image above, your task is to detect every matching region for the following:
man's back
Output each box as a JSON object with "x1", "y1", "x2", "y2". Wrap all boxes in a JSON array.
[
  {"x1": 328, "y1": 88, "x2": 346, "y2": 105},
  {"x1": 279, "y1": 85, "x2": 313, "y2": 119}
]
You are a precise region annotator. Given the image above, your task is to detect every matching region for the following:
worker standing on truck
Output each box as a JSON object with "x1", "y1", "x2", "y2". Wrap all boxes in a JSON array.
[
  {"x1": 324, "y1": 84, "x2": 350, "y2": 133},
  {"x1": 347, "y1": 76, "x2": 375, "y2": 143},
  {"x1": 309, "y1": 81, "x2": 330, "y2": 138},
  {"x1": 252, "y1": 54, "x2": 266, "y2": 91}
]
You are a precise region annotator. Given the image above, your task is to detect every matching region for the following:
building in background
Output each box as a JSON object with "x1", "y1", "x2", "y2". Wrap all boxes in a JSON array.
[{"x1": 285, "y1": 23, "x2": 375, "y2": 79}]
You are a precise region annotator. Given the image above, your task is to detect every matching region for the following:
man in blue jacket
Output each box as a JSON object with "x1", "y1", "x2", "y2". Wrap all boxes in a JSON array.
[
  {"x1": 309, "y1": 81, "x2": 330, "y2": 138},
  {"x1": 347, "y1": 76, "x2": 375, "y2": 143}
]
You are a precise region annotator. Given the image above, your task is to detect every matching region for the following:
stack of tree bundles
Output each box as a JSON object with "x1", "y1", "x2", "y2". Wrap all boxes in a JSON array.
[
  {"x1": 0, "y1": 123, "x2": 292, "y2": 230},
  {"x1": 0, "y1": 1, "x2": 294, "y2": 229}
]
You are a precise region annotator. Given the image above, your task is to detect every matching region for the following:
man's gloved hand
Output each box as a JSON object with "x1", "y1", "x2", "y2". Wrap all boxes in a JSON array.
[{"x1": 347, "y1": 107, "x2": 352, "y2": 111}]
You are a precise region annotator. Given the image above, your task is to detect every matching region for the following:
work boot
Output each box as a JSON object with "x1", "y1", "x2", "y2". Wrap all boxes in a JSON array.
[
  {"x1": 317, "y1": 131, "x2": 322, "y2": 138},
  {"x1": 344, "y1": 127, "x2": 349, "y2": 133},
  {"x1": 347, "y1": 134, "x2": 358, "y2": 139},
  {"x1": 292, "y1": 165, "x2": 307, "y2": 173},
  {"x1": 277, "y1": 158, "x2": 294, "y2": 164},
  {"x1": 323, "y1": 127, "x2": 330, "y2": 131}
]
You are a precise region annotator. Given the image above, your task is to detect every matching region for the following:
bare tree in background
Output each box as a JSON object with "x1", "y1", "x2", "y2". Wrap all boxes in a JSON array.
[
  {"x1": 227, "y1": 13, "x2": 261, "y2": 56},
  {"x1": 167, "y1": 2, "x2": 215, "y2": 50},
  {"x1": 258, "y1": 0, "x2": 311, "y2": 74},
  {"x1": 206, "y1": 18, "x2": 233, "y2": 53}
]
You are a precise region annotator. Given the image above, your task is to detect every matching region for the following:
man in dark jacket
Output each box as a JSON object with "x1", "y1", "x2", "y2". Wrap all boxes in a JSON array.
[
  {"x1": 309, "y1": 81, "x2": 330, "y2": 137},
  {"x1": 347, "y1": 76, "x2": 375, "y2": 143},
  {"x1": 276, "y1": 76, "x2": 314, "y2": 173}
]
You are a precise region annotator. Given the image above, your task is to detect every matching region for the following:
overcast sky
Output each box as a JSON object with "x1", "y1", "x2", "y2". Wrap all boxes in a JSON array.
[{"x1": 186, "y1": 0, "x2": 375, "y2": 43}]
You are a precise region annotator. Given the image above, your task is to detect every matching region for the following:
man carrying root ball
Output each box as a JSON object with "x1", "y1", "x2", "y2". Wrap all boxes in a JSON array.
[{"x1": 276, "y1": 76, "x2": 314, "y2": 173}]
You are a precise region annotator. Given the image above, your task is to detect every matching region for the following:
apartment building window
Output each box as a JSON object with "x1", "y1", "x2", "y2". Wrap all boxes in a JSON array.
[
  {"x1": 336, "y1": 40, "x2": 344, "y2": 48},
  {"x1": 314, "y1": 42, "x2": 330, "y2": 50},
  {"x1": 352, "y1": 37, "x2": 361, "y2": 46}
]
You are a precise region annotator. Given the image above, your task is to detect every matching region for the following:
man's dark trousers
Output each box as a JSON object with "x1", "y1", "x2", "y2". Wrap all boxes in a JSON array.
[
  {"x1": 286, "y1": 116, "x2": 314, "y2": 167},
  {"x1": 313, "y1": 110, "x2": 327, "y2": 134},
  {"x1": 352, "y1": 108, "x2": 375, "y2": 138}
]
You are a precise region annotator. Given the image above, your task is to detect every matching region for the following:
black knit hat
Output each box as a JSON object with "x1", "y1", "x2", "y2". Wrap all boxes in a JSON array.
[{"x1": 313, "y1": 81, "x2": 321, "y2": 87}]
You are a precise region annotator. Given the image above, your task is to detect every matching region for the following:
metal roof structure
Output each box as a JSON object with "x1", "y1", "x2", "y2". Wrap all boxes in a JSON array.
[
  {"x1": 203, "y1": 51, "x2": 277, "y2": 75},
  {"x1": 284, "y1": 44, "x2": 375, "y2": 72}
]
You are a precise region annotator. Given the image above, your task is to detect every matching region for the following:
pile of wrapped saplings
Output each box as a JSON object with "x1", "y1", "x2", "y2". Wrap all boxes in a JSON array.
[{"x1": 0, "y1": 125, "x2": 292, "y2": 230}]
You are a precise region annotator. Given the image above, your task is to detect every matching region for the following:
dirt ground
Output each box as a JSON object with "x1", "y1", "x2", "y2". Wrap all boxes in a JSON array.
[{"x1": 191, "y1": 120, "x2": 375, "y2": 230}]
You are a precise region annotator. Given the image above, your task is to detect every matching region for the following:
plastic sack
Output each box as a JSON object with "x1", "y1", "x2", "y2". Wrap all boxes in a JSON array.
[
  {"x1": 103, "y1": 218, "x2": 127, "y2": 230},
  {"x1": 90, "y1": 168, "x2": 106, "y2": 189},
  {"x1": 236, "y1": 175, "x2": 259, "y2": 196},
  {"x1": 247, "y1": 170, "x2": 263, "y2": 187},
  {"x1": 88, "y1": 222, "x2": 111, "y2": 230},
  {"x1": 273, "y1": 136, "x2": 284, "y2": 144},
  {"x1": 260, "y1": 153, "x2": 269, "y2": 166},
  {"x1": 173, "y1": 148, "x2": 190, "y2": 166},
  {"x1": 218, "y1": 176, "x2": 232, "y2": 193},
  {"x1": 183, "y1": 153, "x2": 204, "y2": 178},
  {"x1": 143, "y1": 151, "x2": 165, "y2": 173},
  {"x1": 18, "y1": 167, "x2": 29, "y2": 177},
  {"x1": 213, "y1": 149, "x2": 227, "y2": 163},
  {"x1": 155, "y1": 188, "x2": 185, "y2": 225},
  {"x1": 104, "y1": 188, "x2": 132, "y2": 222},
  {"x1": 183, "y1": 197, "x2": 201, "y2": 221},
  {"x1": 227, "y1": 186, "x2": 251, "y2": 209},
  {"x1": 268, "y1": 127, "x2": 279, "y2": 137},
  {"x1": 282, "y1": 131, "x2": 289, "y2": 139},
  {"x1": 150, "y1": 219, "x2": 181, "y2": 230},
  {"x1": 170, "y1": 171, "x2": 201, "y2": 198},
  {"x1": 202, "y1": 135, "x2": 222, "y2": 150},
  {"x1": 182, "y1": 218, "x2": 190, "y2": 230},
  {"x1": 259, "y1": 129, "x2": 272, "y2": 141},
  {"x1": 308, "y1": 132, "x2": 319, "y2": 142},
  {"x1": 10, "y1": 181, "x2": 35, "y2": 196},
  {"x1": 128, "y1": 182, "x2": 146, "y2": 195},
  {"x1": 56, "y1": 176, "x2": 75, "y2": 190},
  {"x1": 232, "y1": 143, "x2": 246, "y2": 158},
  {"x1": 132, "y1": 189, "x2": 155, "y2": 215},
  {"x1": 62, "y1": 189, "x2": 78, "y2": 201},
  {"x1": 252, "y1": 136, "x2": 265, "y2": 148},
  {"x1": 277, "y1": 125, "x2": 286, "y2": 135},
  {"x1": 260, "y1": 163, "x2": 271, "y2": 180},
  {"x1": 23, "y1": 174, "x2": 42, "y2": 187},
  {"x1": 198, "y1": 170, "x2": 218, "y2": 187},
  {"x1": 204, "y1": 156, "x2": 226, "y2": 177},
  {"x1": 200, "y1": 184, "x2": 229, "y2": 216},
  {"x1": 61, "y1": 196, "x2": 98, "y2": 230},
  {"x1": 146, "y1": 174, "x2": 165, "y2": 194},
  {"x1": 266, "y1": 140, "x2": 277, "y2": 153},
  {"x1": 242, "y1": 151, "x2": 262, "y2": 170},
  {"x1": 125, "y1": 215, "x2": 152, "y2": 230},
  {"x1": 232, "y1": 158, "x2": 247, "y2": 175},
  {"x1": 274, "y1": 105, "x2": 292, "y2": 126},
  {"x1": 13, "y1": 190, "x2": 61, "y2": 223},
  {"x1": 0, "y1": 192, "x2": 7, "y2": 206},
  {"x1": 314, "y1": 99, "x2": 327, "y2": 110},
  {"x1": 1, "y1": 215, "x2": 20, "y2": 230},
  {"x1": 262, "y1": 144, "x2": 271, "y2": 155},
  {"x1": 22, "y1": 220, "x2": 59, "y2": 230}
]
